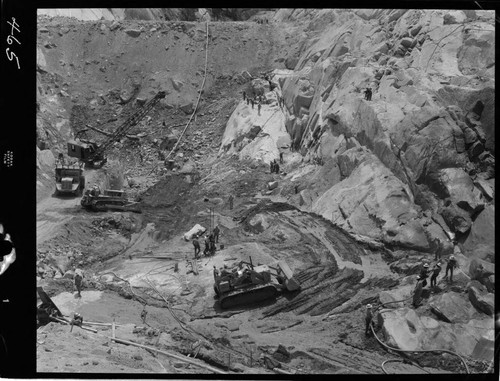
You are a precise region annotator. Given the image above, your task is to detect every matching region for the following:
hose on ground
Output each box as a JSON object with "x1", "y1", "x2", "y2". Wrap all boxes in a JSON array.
[
  {"x1": 368, "y1": 297, "x2": 470, "y2": 374},
  {"x1": 149, "y1": 20, "x2": 210, "y2": 176}
]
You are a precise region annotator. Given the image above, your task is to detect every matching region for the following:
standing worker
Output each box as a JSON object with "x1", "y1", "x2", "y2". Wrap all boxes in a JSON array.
[
  {"x1": 364, "y1": 87, "x2": 372, "y2": 101},
  {"x1": 228, "y1": 194, "x2": 234, "y2": 210},
  {"x1": 274, "y1": 160, "x2": 280, "y2": 174},
  {"x1": 213, "y1": 265, "x2": 219, "y2": 281},
  {"x1": 257, "y1": 102, "x2": 262, "y2": 116},
  {"x1": 444, "y1": 254, "x2": 458, "y2": 283},
  {"x1": 74, "y1": 268, "x2": 83, "y2": 298},
  {"x1": 250, "y1": 98, "x2": 255, "y2": 109},
  {"x1": 213, "y1": 225, "x2": 220, "y2": 243},
  {"x1": 243, "y1": 91, "x2": 246, "y2": 101},
  {"x1": 413, "y1": 276, "x2": 424, "y2": 307},
  {"x1": 279, "y1": 151, "x2": 283, "y2": 164},
  {"x1": 209, "y1": 233, "x2": 216, "y2": 255},
  {"x1": 419, "y1": 263, "x2": 430, "y2": 287},
  {"x1": 430, "y1": 262, "x2": 441, "y2": 289},
  {"x1": 203, "y1": 236, "x2": 210, "y2": 256},
  {"x1": 140, "y1": 307, "x2": 148, "y2": 324},
  {"x1": 365, "y1": 304, "x2": 373, "y2": 336},
  {"x1": 270, "y1": 160, "x2": 275, "y2": 174},
  {"x1": 192, "y1": 236, "x2": 201, "y2": 259}
]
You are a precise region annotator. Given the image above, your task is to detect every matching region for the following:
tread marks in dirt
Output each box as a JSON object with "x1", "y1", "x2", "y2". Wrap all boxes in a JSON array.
[{"x1": 263, "y1": 266, "x2": 364, "y2": 317}]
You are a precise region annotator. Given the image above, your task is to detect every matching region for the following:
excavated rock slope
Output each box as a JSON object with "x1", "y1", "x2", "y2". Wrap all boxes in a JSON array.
[{"x1": 36, "y1": 8, "x2": 495, "y2": 374}]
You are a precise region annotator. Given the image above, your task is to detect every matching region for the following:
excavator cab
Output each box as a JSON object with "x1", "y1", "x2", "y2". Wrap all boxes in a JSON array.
[{"x1": 67, "y1": 139, "x2": 106, "y2": 167}]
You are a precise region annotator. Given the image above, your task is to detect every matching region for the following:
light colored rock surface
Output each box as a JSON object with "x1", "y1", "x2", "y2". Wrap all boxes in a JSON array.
[
  {"x1": 379, "y1": 307, "x2": 494, "y2": 359},
  {"x1": 462, "y1": 205, "x2": 495, "y2": 261}
]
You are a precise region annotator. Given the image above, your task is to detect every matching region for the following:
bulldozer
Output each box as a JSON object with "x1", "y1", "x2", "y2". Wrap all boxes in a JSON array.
[
  {"x1": 81, "y1": 186, "x2": 140, "y2": 212},
  {"x1": 214, "y1": 257, "x2": 300, "y2": 309},
  {"x1": 55, "y1": 161, "x2": 85, "y2": 196}
]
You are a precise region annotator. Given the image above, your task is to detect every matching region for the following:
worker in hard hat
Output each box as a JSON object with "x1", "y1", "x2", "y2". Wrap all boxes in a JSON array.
[
  {"x1": 444, "y1": 254, "x2": 459, "y2": 283},
  {"x1": 365, "y1": 304, "x2": 373, "y2": 336},
  {"x1": 419, "y1": 263, "x2": 430, "y2": 287},
  {"x1": 213, "y1": 265, "x2": 219, "y2": 281},
  {"x1": 430, "y1": 262, "x2": 442, "y2": 288},
  {"x1": 413, "y1": 276, "x2": 424, "y2": 307}
]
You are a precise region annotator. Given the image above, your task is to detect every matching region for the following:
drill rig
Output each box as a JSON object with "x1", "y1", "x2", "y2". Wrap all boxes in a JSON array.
[
  {"x1": 214, "y1": 257, "x2": 300, "y2": 309},
  {"x1": 68, "y1": 90, "x2": 166, "y2": 167}
]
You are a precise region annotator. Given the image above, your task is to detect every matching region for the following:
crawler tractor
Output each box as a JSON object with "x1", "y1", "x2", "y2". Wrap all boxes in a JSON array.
[
  {"x1": 214, "y1": 257, "x2": 300, "y2": 309},
  {"x1": 81, "y1": 187, "x2": 139, "y2": 212}
]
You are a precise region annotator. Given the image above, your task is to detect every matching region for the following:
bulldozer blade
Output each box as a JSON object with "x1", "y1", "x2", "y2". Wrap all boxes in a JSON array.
[{"x1": 277, "y1": 261, "x2": 300, "y2": 291}]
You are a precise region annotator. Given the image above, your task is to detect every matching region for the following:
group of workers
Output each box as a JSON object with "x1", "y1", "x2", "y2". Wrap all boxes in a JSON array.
[
  {"x1": 270, "y1": 159, "x2": 280, "y2": 174},
  {"x1": 413, "y1": 249, "x2": 459, "y2": 307},
  {"x1": 365, "y1": 243, "x2": 464, "y2": 336},
  {"x1": 192, "y1": 226, "x2": 220, "y2": 259}
]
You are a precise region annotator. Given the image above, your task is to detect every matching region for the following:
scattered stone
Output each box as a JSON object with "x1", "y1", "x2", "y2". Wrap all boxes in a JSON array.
[
  {"x1": 171, "y1": 78, "x2": 184, "y2": 91},
  {"x1": 468, "y1": 281, "x2": 494, "y2": 316},
  {"x1": 268, "y1": 181, "x2": 278, "y2": 190},
  {"x1": 180, "y1": 101, "x2": 194, "y2": 115},
  {"x1": 400, "y1": 37, "x2": 413, "y2": 49},
  {"x1": 125, "y1": 29, "x2": 142, "y2": 37},
  {"x1": 132, "y1": 354, "x2": 143, "y2": 361}
]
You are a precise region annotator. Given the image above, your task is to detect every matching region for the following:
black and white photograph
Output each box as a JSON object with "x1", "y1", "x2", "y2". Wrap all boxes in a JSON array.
[{"x1": 31, "y1": 6, "x2": 497, "y2": 376}]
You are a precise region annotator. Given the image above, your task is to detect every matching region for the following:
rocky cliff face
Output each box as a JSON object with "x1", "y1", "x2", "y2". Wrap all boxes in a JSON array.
[{"x1": 222, "y1": 9, "x2": 495, "y2": 258}]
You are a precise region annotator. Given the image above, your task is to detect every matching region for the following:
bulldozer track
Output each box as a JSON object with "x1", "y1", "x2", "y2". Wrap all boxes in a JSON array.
[{"x1": 220, "y1": 284, "x2": 278, "y2": 309}]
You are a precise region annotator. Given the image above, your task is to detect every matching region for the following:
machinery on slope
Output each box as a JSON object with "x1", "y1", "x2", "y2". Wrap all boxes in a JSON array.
[
  {"x1": 214, "y1": 257, "x2": 300, "y2": 309},
  {"x1": 54, "y1": 160, "x2": 85, "y2": 196},
  {"x1": 81, "y1": 186, "x2": 140, "y2": 212},
  {"x1": 68, "y1": 90, "x2": 166, "y2": 167}
]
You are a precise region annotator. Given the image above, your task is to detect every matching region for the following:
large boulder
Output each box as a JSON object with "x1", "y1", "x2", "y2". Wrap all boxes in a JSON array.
[
  {"x1": 438, "y1": 168, "x2": 484, "y2": 213},
  {"x1": 378, "y1": 307, "x2": 493, "y2": 358},
  {"x1": 379, "y1": 285, "x2": 414, "y2": 309},
  {"x1": 469, "y1": 258, "x2": 495, "y2": 286},
  {"x1": 428, "y1": 291, "x2": 479, "y2": 323},
  {"x1": 468, "y1": 280, "x2": 494, "y2": 316},
  {"x1": 440, "y1": 204, "x2": 472, "y2": 234},
  {"x1": 462, "y1": 205, "x2": 495, "y2": 262}
]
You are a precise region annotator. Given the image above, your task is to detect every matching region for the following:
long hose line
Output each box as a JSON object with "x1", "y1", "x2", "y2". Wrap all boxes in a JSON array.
[
  {"x1": 149, "y1": 21, "x2": 210, "y2": 176},
  {"x1": 369, "y1": 297, "x2": 470, "y2": 374}
]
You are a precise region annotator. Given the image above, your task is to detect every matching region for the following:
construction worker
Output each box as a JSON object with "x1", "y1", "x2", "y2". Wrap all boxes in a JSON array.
[
  {"x1": 279, "y1": 152, "x2": 283, "y2": 164},
  {"x1": 274, "y1": 160, "x2": 280, "y2": 174},
  {"x1": 213, "y1": 225, "x2": 220, "y2": 243},
  {"x1": 413, "y1": 276, "x2": 424, "y2": 307},
  {"x1": 246, "y1": 97, "x2": 250, "y2": 105},
  {"x1": 364, "y1": 87, "x2": 372, "y2": 101},
  {"x1": 258, "y1": 102, "x2": 261, "y2": 116},
  {"x1": 365, "y1": 304, "x2": 373, "y2": 336},
  {"x1": 192, "y1": 236, "x2": 201, "y2": 258},
  {"x1": 250, "y1": 98, "x2": 255, "y2": 109},
  {"x1": 221, "y1": 265, "x2": 231, "y2": 278},
  {"x1": 243, "y1": 91, "x2": 246, "y2": 101},
  {"x1": 270, "y1": 160, "x2": 275, "y2": 173},
  {"x1": 74, "y1": 268, "x2": 83, "y2": 298},
  {"x1": 213, "y1": 265, "x2": 220, "y2": 281},
  {"x1": 444, "y1": 254, "x2": 458, "y2": 283},
  {"x1": 209, "y1": 233, "x2": 216, "y2": 255},
  {"x1": 419, "y1": 263, "x2": 430, "y2": 287},
  {"x1": 204, "y1": 235, "x2": 210, "y2": 256},
  {"x1": 229, "y1": 194, "x2": 234, "y2": 210},
  {"x1": 430, "y1": 262, "x2": 441, "y2": 288},
  {"x1": 140, "y1": 307, "x2": 147, "y2": 324}
]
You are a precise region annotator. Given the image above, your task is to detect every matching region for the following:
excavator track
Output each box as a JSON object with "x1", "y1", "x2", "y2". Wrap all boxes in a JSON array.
[{"x1": 219, "y1": 284, "x2": 278, "y2": 309}]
